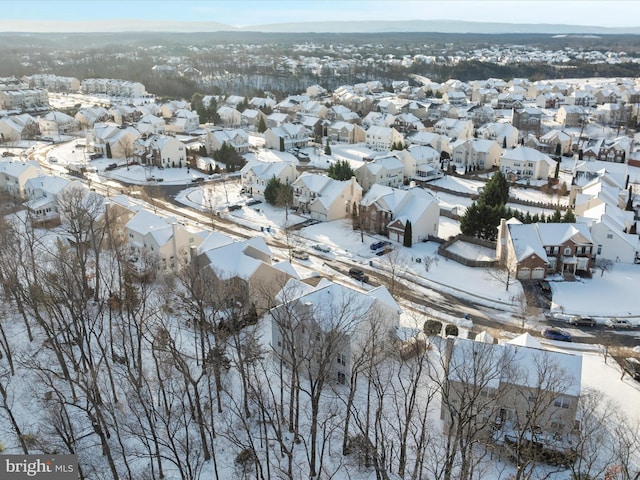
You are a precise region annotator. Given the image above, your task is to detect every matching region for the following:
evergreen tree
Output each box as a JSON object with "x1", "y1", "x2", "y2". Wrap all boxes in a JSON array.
[
  {"x1": 279, "y1": 137, "x2": 285, "y2": 152},
  {"x1": 351, "y1": 201, "x2": 359, "y2": 230},
  {"x1": 482, "y1": 170, "x2": 510, "y2": 207},
  {"x1": 257, "y1": 115, "x2": 267, "y2": 134},
  {"x1": 264, "y1": 176, "x2": 293, "y2": 207},
  {"x1": 554, "y1": 161, "x2": 560, "y2": 179},
  {"x1": 105, "y1": 142, "x2": 112, "y2": 159},
  {"x1": 503, "y1": 137, "x2": 507, "y2": 148},
  {"x1": 626, "y1": 186, "x2": 634, "y2": 211},
  {"x1": 562, "y1": 209, "x2": 576, "y2": 223},
  {"x1": 328, "y1": 159, "x2": 355, "y2": 181},
  {"x1": 555, "y1": 142, "x2": 562, "y2": 156},
  {"x1": 459, "y1": 170, "x2": 510, "y2": 240},
  {"x1": 324, "y1": 138, "x2": 331, "y2": 156},
  {"x1": 403, "y1": 220, "x2": 413, "y2": 247},
  {"x1": 549, "y1": 209, "x2": 563, "y2": 222}
]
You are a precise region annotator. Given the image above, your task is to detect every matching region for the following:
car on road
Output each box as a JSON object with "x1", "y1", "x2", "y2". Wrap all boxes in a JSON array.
[
  {"x1": 246, "y1": 199, "x2": 262, "y2": 207},
  {"x1": 312, "y1": 244, "x2": 330, "y2": 253},
  {"x1": 606, "y1": 318, "x2": 633, "y2": 329},
  {"x1": 291, "y1": 249, "x2": 309, "y2": 260},
  {"x1": 48, "y1": 156, "x2": 58, "y2": 163},
  {"x1": 348, "y1": 267, "x2": 369, "y2": 283},
  {"x1": 623, "y1": 357, "x2": 640, "y2": 380},
  {"x1": 567, "y1": 316, "x2": 597, "y2": 327},
  {"x1": 542, "y1": 327, "x2": 573, "y2": 342}
]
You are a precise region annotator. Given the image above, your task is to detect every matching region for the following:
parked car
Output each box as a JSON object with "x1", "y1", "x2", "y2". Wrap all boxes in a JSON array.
[
  {"x1": 312, "y1": 244, "x2": 330, "y2": 253},
  {"x1": 606, "y1": 318, "x2": 633, "y2": 329},
  {"x1": 246, "y1": 199, "x2": 262, "y2": 207},
  {"x1": 291, "y1": 249, "x2": 309, "y2": 260},
  {"x1": 623, "y1": 358, "x2": 640, "y2": 380},
  {"x1": 348, "y1": 267, "x2": 369, "y2": 283},
  {"x1": 228, "y1": 204, "x2": 242, "y2": 211},
  {"x1": 48, "y1": 156, "x2": 58, "y2": 163},
  {"x1": 567, "y1": 316, "x2": 596, "y2": 327},
  {"x1": 369, "y1": 240, "x2": 391, "y2": 251},
  {"x1": 542, "y1": 327, "x2": 572, "y2": 342},
  {"x1": 105, "y1": 163, "x2": 118, "y2": 171},
  {"x1": 376, "y1": 246, "x2": 393, "y2": 256},
  {"x1": 537, "y1": 280, "x2": 551, "y2": 293}
]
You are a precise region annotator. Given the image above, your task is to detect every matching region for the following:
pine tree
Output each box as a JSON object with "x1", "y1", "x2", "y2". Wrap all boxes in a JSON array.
[
  {"x1": 403, "y1": 221, "x2": 412, "y2": 247},
  {"x1": 257, "y1": 115, "x2": 267, "y2": 133},
  {"x1": 105, "y1": 142, "x2": 112, "y2": 159},
  {"x1": 328, "y1": 160, "x2": 354, "y2": 181},
  {"x1": 549, "y1": 209, "x2": 563, "y2": 222},
  {"x1": 324, "y1": 138, "x2": 331, "y2": 156},
  {"x1": 562, "y1": 209, "x2": 576, "y2": 223}
]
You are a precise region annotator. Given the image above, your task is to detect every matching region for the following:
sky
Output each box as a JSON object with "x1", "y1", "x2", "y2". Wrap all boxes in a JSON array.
[{"x1": 2, "y1": 0, "x2": 640, "y2": 29}]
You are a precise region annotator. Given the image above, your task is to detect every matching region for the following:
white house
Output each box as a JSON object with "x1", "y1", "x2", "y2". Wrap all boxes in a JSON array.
[
  {"x1": 206, "y1": 128, "x2": 251, "y2": 154},
  {"x1": 264, "y1": 123, "x2": 310, "y2": 151},
  {"x1": 398, "y1": 145, "x2": 441, "y2": 180},
  {"x1": 451, "y1": 138, "x2": 502, "y2": 170},
  {"x1": 136, "y1": 113, "x2": 166, "y2": 135},
  {"x1": 500, "y1": 147, "x2": 556, "y2": 181},
  {"x1": 476, "y1": 122, "x2": 519, "y2": 148},
  {"x1": 24, "y1": 175, "x2": 87, "y2": 224},
  {"x1": 217, "y1": 106, "x2": 242, "y2": 127},
  {"x1": 0, "y1": 159, "x2": 43, "y2": 198},
  {"x1": 87, "y1": 123, "x2": 141, "y2": 160},
  {"x1": 240, "y1": 159, "x2": 297, "y2": 201},
  {"x1": 355, "y1": 154, "x2": 405, "y2": 191},
  {"x1": 364, "y1": 125, "x2": 404, "y2": 151},
  {"x1": 125, "y1": 209, "x2": 204, "y2": 272},
  {"x1": 433, "y1": 118, "x2": 474, "y2": 140},
  {"x1": 165, "y1": 109, "x2": 200, "y2": 134},
  {"x1": 270, "y1": 278, "x2": 401, "y2": 385},
  {"x1": 38, "y1": 111, "x2": 78, "y2": 136},
  {"x1": 292, "y1": 173, "x2": 362, "y2": 221},
  {"x1": 134, "y1": 134, "x2": 186, "y2": 168}
]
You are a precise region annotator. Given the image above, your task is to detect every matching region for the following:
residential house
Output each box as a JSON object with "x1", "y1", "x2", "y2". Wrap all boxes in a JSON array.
[
  {"x1": 406, "y1": 130, "x2": 451, "y2": 154},
  {"x1": 443, "y1": 90, "x2": 468, "y2": 106},
  {"x1": 451, "y1": 138, "x2": 502, "y2": 170},
  {"x1": 165, "y1": 109, "x2": 200, "y2": 134},
  {"x1": 442, "y1": 335, "x2": 582, "y2": 461},
  {"x1": 225, "y1": 95, "x2": 246, "y2": 109},
  {"x1": 326, "y1": 121, "x2": 366, "y2": 144},
  {"x1": 109, "y1": 105, "x2": 141, "y2": 126},
  {"x1": 512, "y1": 107, "x2": 542, "y2": 138},
  {"x1": 0, "y1": 87, "x2": 48, "y2": 111},
  {"x1": 264, "y1": 123, "x2": 310, "y2": 151},
  {"x1": 580, "y1": 137, "x2": 630, "y2": 163},
  {"x1": 536, "y1": 92, "x2": 564, "y2": 109},
  {"x1": 433, "y1": 118, "x2": 474, "y2": 141},
  {"x1": 24, "y1": 175, "x2": 87, "y2": 225},
  {"x1": 538, "y1": 130, "x2": 573, "y2": 156},
  {"x1": 134, "y1": 134, "x2": 186, "y2": 168},
  {"x1": 355, "y1": 154, "x2": 404, "y2": 191},
  {"x1": 398, "y1": 145, "x2": 441, "y2": 180},
  {"x1": 579, "y1": 202, "x2": 639, "y2": 264},
  {"x1": 476, "y1": 122, "x2": 519, "y2": 148},
  {"x1": 217, "y1": 105, "x2": 242, "y2": 127},
  {"x1": 38, "y1": 111, "x2": 78, "y2": 136},
  {"x1": 393, "y1": 113, "x2": 423, "y2": 134},
  {"x1": 468, "y1": 105, "x2": 496, "y2": 128},
  {"x1": 266, "y1": 112, "x2": 291, "y2": 128},
  {"x1": 125, "y1": 209, "x2": 205, "y2": 273},
  {"x1": 160, "y1": 100, "x2": 190, "y2": 119},
  {"x1": 240, "y1": 159, "x2": 297, "y2": 201},
  {"x1": 556, "y1": 105, "x2": 587, "y2": 128},
  {"x1": 292, "y1": 173, "x2": 362, "y2": 221},
  {"x1": 364, "y1": 125, "x2": 404, "y2": 151},
  {"x1": 0, "y1": 159, "x2": 43, "y2": 198},
  {"x1": 270, "y1": 277, "x2": 401, "y2": 385},
  {"x1": 198, "y1": 232, "x2": 294, "y2": 314},
  {"x1": 497, "y1": 219, "x2": 594, "y2": 279},
  {"x1": 360, "y1": 184, "x2": 439, "y2": 243},
  {"x1": 327, "y1": 105, "x2": 361, "y2": 124},
  {"x1": 500, "y1": 146, "x2": 556, "y2": 181},
  {"x1": 75, "y1": 107, "x2": 111, "y2": 130},
  {"x1": 87, "y1": 123, "x2": 141, "y2": 160},
  {"x1": 565, "y1": 90, "x2": 596, "y2": 107},
  {"x1": 241, "y1": 108, "x2": 267, "y2": 129},
  {"x1": 0, "y1": 114, "x2": 39, "y2": 143},
  {"x1": 135, "y1": 113, "x2": 166, "y2": 135},
  {"x1": 206, "y1": 128, "x2": 251, "y2": 155}
]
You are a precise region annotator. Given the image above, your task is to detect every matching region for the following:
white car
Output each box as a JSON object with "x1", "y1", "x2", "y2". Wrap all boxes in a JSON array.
[
  {"x1": 606, "y1": 318, "x2": 633, "y2": 329},
  {"x1": 291, "y1": 249, "x2": 309, "y2": 260}
]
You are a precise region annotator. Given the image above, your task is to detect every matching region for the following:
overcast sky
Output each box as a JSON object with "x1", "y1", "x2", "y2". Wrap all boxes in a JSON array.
[{"x1": 3, "y1": 1, "x2": 639, "y2": 29}]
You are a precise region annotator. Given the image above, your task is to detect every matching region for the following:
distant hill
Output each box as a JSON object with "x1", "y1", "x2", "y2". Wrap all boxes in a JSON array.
[{"x1": 0, "y1": 19, "x2": 639, "y2": 35}]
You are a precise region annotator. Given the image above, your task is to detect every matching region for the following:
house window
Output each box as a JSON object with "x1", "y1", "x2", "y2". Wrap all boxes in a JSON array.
[
  {"x1": 337, "y1": 353, "x2": 346, "y2": 366},
  {"x1": 564, "y1": 247, "x2": 571, "y2": 255},
  {"x1": 607, "y1": 233, "x2": 613, "y2": 239},
  {"x1": 337, "y1": 372, "x2": 346, "y2": 384},
  {"x1": 597, "y1": 245, "x2": 602, "y2": 255},
  {"x1": 554, "y1": 396, "x2": 570, "y2": 409}
]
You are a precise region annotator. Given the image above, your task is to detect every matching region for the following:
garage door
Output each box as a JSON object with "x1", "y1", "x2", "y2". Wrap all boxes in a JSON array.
[
  {"x1": 531, "y1": 267, "x2": 546, "y2": 279},
  {"x1": 517, "y1": 267, "x2": 531, "y2": 279}
]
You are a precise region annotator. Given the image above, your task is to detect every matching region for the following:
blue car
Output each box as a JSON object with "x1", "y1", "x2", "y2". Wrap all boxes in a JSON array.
[
  {"x1": 542, "y1": 327, "x2": 572, "y2": 342},
  {"x1": 370, "y1": 240, "x2": 391, "y2": 251}
]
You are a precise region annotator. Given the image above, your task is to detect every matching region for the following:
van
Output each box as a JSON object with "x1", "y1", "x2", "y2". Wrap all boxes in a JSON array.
[{"x1": 623, "y1": 358, "x2": 640, "y2": 380}]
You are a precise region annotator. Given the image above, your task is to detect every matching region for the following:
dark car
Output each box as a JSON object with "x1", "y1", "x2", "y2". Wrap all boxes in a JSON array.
[
  {"x1": 246, "y1": 199, "x2": 262, "y2": 206},
  {"x1": 567, "y1": 316, "x2": 596, "y2": 327},
  {"x1": 348, "y1": 267, "x2": 369, "y2": 283},
  {"x1": 623, "y1": 358, "x2": 640, "y2": 380},
  {"x1": 542, "y1": 327, "x2": 572, "y2": 342},
  {"x1": 105, "y1": 163, "x2": 118, "y2": 171},
  {"x1": 537, "y1": 280, "x2": 551, "y2": 293}
]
